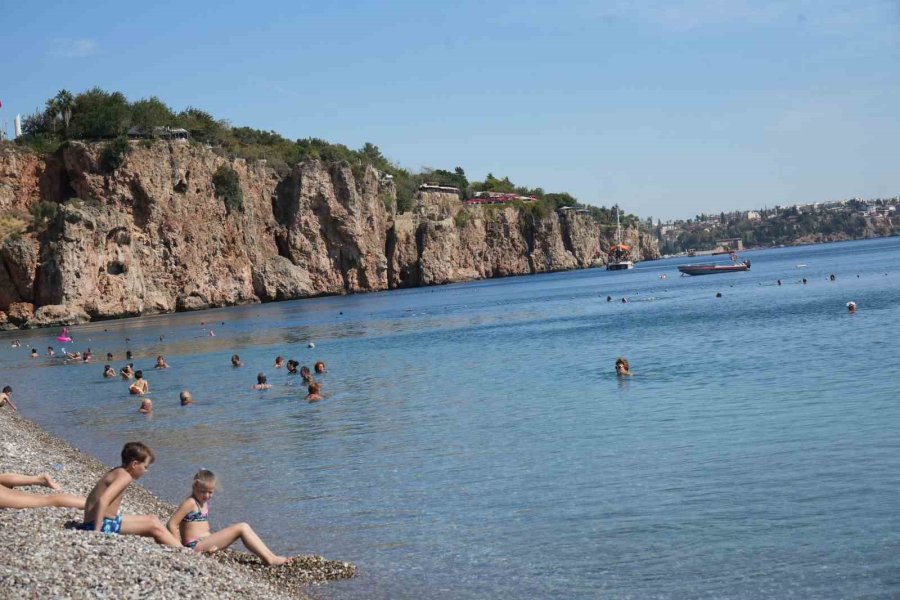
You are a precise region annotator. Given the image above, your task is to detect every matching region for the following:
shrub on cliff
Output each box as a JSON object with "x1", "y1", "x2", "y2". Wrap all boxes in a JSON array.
[
  {"x1": 0, "y1": 212, "x2": 29, "y2": 241},
  {"x1": 213, "y1": 165, "x2": 244, "y2": 214},
  {"x1": 454, "y1": 209, "x2": 471, "y2": 229},
  {"x1": 100, "y1": 136, "x2": 132, "y2": 173},
  {"x1": 29, "y1": 201, "x2": 59, "y2": 232}
]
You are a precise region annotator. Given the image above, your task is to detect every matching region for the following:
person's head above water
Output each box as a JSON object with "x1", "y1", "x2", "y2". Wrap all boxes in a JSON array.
[
  {"x1": 231, "y1": 354, "x2": 242, "y2": 366},
  {"x1": 180, "y1": 390, "x2": 193, "y2": 406},
  {"x1": 615, "y1": 357, "x2": 631, "y2": 375},
  {"x1": 257, "y1": 372, "x2": 267, "y2": 384},
  {"x1": 314, "y1": 361, "x2": 326, "y2": 374}
]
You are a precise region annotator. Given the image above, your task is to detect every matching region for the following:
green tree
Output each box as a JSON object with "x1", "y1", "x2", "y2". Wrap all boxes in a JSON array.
[
  {"x1": 100, "y1": 136, "x2": 132, "y2": 172},
  {"x1": 68, "y1": 88, "x2": 132, "y2": 139},
  {"x1": 213, "y1": 165, "x2": 243, "y2": 214},
  {"x1": 53, "y1": 89, "x2": 75, "y2": 132},
  {"x1": 176, "y1": 107, "x2": 227, "y2": 145},
  {"x1": 130, "y1": 97, "x2": 176, "y2": 134}
]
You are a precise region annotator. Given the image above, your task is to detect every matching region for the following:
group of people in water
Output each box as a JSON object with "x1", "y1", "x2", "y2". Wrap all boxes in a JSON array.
[
  {"x1": 0, "y1": 325, "x2": 328, "y2": 566},
  {"x1": 0, "y1": 442, "x2": 290, "y2": 566},
  {"x1": 233, "y1": 354, "x2": 326, "y2": 402}
]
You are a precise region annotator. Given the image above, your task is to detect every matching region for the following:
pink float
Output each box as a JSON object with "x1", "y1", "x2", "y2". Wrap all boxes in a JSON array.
[{"x1": 56, "y1": 327, "x2": 72, "y2": 343}]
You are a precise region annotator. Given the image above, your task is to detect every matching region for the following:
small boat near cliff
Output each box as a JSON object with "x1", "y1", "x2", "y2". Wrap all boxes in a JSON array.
[
  {"x1": 607, "y1": 207, "x2": 634, "y2": 271},
  {"x1": 678, "y1": 258, "x2": 750, "y2": 276}
]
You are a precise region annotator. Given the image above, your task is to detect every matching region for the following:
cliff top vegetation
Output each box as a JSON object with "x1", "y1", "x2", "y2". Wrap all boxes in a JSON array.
[{"x1": 16, "y1": 87, "x2": 641, "y2": 229}]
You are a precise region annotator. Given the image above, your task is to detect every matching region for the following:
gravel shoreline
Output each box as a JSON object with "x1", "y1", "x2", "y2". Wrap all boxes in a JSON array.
[{"x1": 0, "y1": 408, "x2": 356, "y2": 599}]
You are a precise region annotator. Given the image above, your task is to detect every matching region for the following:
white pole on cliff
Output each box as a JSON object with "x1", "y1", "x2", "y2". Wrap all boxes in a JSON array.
[{"x1": 14, "y1": 114, "x2": 22, "y2": 138}]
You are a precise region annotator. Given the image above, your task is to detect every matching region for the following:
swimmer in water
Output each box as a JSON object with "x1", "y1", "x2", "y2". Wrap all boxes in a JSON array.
[
  {"x1": 120, "y1": 363, "x2": 134, "y2": 380},
  {"x1": 305, "y1": 382, "x2": 324, "y2": 402},
  {"x1": 129, "y1": 370, "x2": 149, "y2": 395},
  {"x1": 251, "y1": 373, "x2": 272, "y2": 391},
  {"x1": 138, "y1": 398, "x2": 153, "y2": 414},
  {"x1": 103, "y1": 365, "x2": 116, "y2": 378},
  {"x1": 30, "y1": 349, "x2": 38, "y2": 358},
  {"x1": 47, "y1": 347, "x2": 55, "y2": 357},
  {"x1": 106, "y1": 352, "x2": 113, "y2": 361},
  {"x1": 847, "y1": 301, "x2": 857, "y2": 314},
  {"x1": 274, "y1": 356, "x2": 284, "y2": 369},
  {"x1": 230, "y1": 354, "x2": 243, "y2": 367},
  {"x1": 286, "y1": 360, "x2": 299, "y2": 375},
  {"x1": 155, "y1": 355, "x2": 169, "y2": 369},
  {"x1": 126, "y1": 350, "x2": 133, "y2": 360},
  {"x1": 615, "y1": 357, "x2": 633, "y2": 377},
  {"x1": 180, "y1": 390, "x2": 193, "y2": 406},
  {"x1": 11, "y1": 340, "x2": 20, "y2": 348},
  {"x1": 314, "y1": 361, "x2": 326, "y2": 374},
  {"x1": 299, "y1": 366, "x2": 313, "y2": 383}
]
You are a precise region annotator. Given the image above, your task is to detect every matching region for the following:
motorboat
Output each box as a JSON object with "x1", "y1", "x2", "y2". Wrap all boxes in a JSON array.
[{"x1": 678, "y1": 255, "x2": 750, "y2": 276}]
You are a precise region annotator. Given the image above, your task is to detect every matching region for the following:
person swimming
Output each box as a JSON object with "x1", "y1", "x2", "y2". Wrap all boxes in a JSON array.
[
  {"x1": 180, "y1": 390, "x2": 193, "y2": 406},
  {"x1": 615, "y1": 357, "x2": 633, "y2": 377},
  {"x1": 305, "y1": 382, "x2": 324, "y2": 402},
  {"x1": 138, "y1": 398, "x2": 153, "y2": 414},
  {"x1": 286, "y1": 360, "x2": 299, "y2": 375},
  {"x1": 129, "y1": 370, "x2": 149, "y2": 395},
  {"x1": 120, "y1": 363, "x2": 134, "y2": 379},
  {"x1": 252, "y1": 373, "x2": 272, "y2": 390},
  {"x1": 103, "y1": 365, "x2": 116, "y2": 379},
  {"x1": 314, "y1": 361, "x2": 326, "y2": 374},
  {"x1": 231, "y1": 354, "x2": 243, "y2": 367},
  {"x1": 274, "y1": 356, "x2": 284, "y2": 369},
  {"x1": 299, "y1": 366, "x2": 313, "y2": 383},
  {"x1": 155, "y1": 355, "x2": 169, "y2": 369},
  {"x1": 847, "y1": 301, "x2": 857, "y2": 313}
]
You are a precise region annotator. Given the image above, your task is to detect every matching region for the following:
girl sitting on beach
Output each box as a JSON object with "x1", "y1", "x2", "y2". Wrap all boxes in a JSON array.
[{"x1": 166, "y1": 470, "x2": 291, "y2": 566}]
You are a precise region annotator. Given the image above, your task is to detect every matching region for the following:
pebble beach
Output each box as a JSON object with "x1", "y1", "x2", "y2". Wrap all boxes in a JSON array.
[{"x1": 0, "y1": 408, "x2": 355, "y2": 599}]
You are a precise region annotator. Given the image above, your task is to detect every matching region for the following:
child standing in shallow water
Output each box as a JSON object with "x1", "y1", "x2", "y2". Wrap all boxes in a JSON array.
[{"x1": 166, "y1": 470, "x2": 291, "y2": 566}]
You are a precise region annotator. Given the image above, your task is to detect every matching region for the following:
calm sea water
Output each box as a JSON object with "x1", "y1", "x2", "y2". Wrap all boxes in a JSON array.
[{"x1": 3, "y1": 237, "x2": 900, "y2": 599}]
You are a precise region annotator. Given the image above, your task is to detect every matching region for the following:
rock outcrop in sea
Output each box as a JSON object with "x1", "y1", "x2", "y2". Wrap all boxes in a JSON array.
[{"x1": 0, "y1": 142, "x2": 659, "y2": 328}]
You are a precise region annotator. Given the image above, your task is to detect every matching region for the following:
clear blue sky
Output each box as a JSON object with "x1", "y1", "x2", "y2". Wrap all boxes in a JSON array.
[{"x1": 2, "y1": 0, "x2": 898, "y2": 220}]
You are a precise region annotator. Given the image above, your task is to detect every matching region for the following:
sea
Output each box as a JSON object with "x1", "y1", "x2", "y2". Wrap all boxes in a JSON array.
[{"x1": 2, "y1": 236, "x2": 900, "y2": 600}]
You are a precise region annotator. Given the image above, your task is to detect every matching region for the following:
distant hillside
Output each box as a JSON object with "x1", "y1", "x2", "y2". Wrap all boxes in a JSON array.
[{"x1": 655, "y1": 199, "x2": 900, "y2": 254}]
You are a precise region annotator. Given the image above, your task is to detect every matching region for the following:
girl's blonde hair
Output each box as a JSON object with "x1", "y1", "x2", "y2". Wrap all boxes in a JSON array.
[{"x1": 193, "y1": 469, "x2": 217, "y2": 487}]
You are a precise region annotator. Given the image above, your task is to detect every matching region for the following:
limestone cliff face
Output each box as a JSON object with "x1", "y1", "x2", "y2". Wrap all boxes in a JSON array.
[{"x1": 0, "y1": 142, "x2": 658, "y2": 327}]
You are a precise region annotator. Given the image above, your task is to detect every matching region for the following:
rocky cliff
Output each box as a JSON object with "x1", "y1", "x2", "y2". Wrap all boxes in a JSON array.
[{"x1": 0, "y1": 142, "x2": 658, "y2": 328}]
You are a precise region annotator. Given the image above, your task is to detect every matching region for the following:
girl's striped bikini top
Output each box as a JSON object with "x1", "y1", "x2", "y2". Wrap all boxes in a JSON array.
[{"x1": 182, "y1": 499, "x2": 209, "y2": 523}]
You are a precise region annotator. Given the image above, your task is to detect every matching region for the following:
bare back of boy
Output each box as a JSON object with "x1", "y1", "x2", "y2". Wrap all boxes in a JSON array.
[{"x1": 83, "y1": 464, "x2": 180, "y2": 546}]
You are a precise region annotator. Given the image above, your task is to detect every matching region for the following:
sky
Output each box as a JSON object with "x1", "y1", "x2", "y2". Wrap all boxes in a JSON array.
[{"x1": 1, "y1": 0, "x2": 898, "y2": 220}]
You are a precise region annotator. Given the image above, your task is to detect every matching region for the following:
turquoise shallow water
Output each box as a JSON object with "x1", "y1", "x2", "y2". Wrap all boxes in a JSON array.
[{"x1": 3, "y1": 237, "x2": 900, "y2": 599}]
